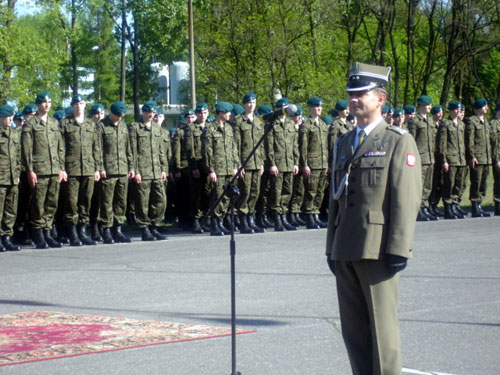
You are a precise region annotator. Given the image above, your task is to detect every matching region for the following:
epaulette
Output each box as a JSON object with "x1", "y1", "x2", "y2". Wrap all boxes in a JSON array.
[{"x1": 388, "y1": 125, "x2": 408, "y2": 135}]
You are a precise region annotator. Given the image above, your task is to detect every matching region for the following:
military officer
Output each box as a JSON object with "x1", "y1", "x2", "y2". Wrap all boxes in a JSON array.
[
  {"x1": 202, "y1": 102, "x2": 239, "y2": 236},
  {"x1": 288, "y1": 106, "x2": 306, "y2": 226},
  {"x1": 326, "y1": 62, "x2": 421, "y2": 375},
  {"x1": 437, "y1": 101, "x2": 467, "y2": 219},
  {"x1": 265, "y1": 98, "x2": 299, "y2": 231},
  {"x1": 21, "y1": 91, "x2": 67, "y2": 249},
  {"x1": 234, "y1": 92, "x2": 266, "y2": 234},
  {"x1": 0, "y1": 105, "x2": 21, "y2": 251},
  {"x1": 491, "y1": 102, "x2": 500, "y2": 216},
  {"x1": 465, "y1": 98, "x2": 492, "y2": 217},
  {"x1": 429, "y1": 104, "x2": 445, "y2": 216},
  {"x1": 89, "y1": 103, "x2": 105, "y2": 242},
  {"x1": 403, "y1": 104, "x2": 416, "y2": 128},
  {"x1": 408, "y1": 95, "x2": 439, "y2": 221},
  {"x1": 299, "y1": 97, "x2": 329, "y2": 229},
  {"x1": 392, "y1": 108, "x2": 405, "y2": 127},
  {"x1": 98, "y1": 101, "x2": 135, "y2": 244},
  {"x1": 129, "y1": 101, "x2": 168, "y2": 241},
  {"x1": 330, "y1": 100, "x2": 353, "y2": 148}
]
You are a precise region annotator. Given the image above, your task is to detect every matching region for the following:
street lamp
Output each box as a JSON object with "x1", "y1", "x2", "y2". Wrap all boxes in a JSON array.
[{"x1": 92, "y1": 45, "x2": 101, "y2": 102}]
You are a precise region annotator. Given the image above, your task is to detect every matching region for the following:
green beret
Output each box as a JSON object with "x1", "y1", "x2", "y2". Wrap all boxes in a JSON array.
[
  {"x1": 329, "y1": 109, "x2": 338, "y2": 117},
  {"x1": 178, "y1": 115, "x2": 187, "y2": 125},
  {"x1": 393, "y1": 108, "x2": 404, "y2": 117},
  {"x1": 447, "y1": 101, "x2": 460, "y2": 110},
  {"x1": 307, "y1": 97, "x2": 323, "y2": 107},
  {"x1": 275, "y1": 98, "x2": 289, "y2": 107},
  {"x1": 403, "y1": 105, "x2": 416, "y2": 114},
  {"x1": 0, "y1": 105, "x2": 15, "y2": 117},
  {"x1": 460, "y1": 103, "x2": 465, "y2": 111},
  {"x1": 184, "y1": 109, "x2": 195, "y2": 117},
  {"x1": 90, "y1": 103, "x2": 105, "y2": 115},
  {"x1": 256, "y1": 105, "x2": 273, "y2": 116},
  {"x1": 430, "y1": 105, "x2": 442, "y2": 115},
  {"x1": 242, "y1": 92, "x2": 257, "y2": 103},
  {"x1": 417, "y1": 95, "x2": 433, "y2": 106},
  {"x1": 495, "y1": 101, "x2": 500, "y2": 112},
  {"x1": 65, "y1": 106, "x2": 74, "y2": 116},
  {"x1": 71, "y1": 94, "x2": 85, "y2": 105},
  {"x1": 335, "y1": 99, "x2": 348, "y2": 111},
  {"x1": 53, "y1": 110, "x2": 66, "y2": 120},
  {"x1": 14, "y1": 111, "x2": 24, "y2": 121},
  {"x1": 195, "y1": 102, "x2": 209, "y2": 112},
  {"x1": 473, "y1": 98, "x2": 487, "y2": 110},
  {"x1": 156, "y1": 108, "x2": 165, "y2": 115},
  {"x1": 231, "y1": 104, "x2": 244, "y2": 116},
  {"x1": 382, "y1": 105, "x2": 389, "y2": 114},
  {"x1": 322, "y1": 116, "x2": 333, "y2": 125},
  {"x1": 207, "y1": 115, "x2": 216, "y2": 122},
  {"x1": 387, "y1": 106, "x2": 394, "y2": 114},
  {"x1": 35, "y1": 91, "x2": 51, "y2": 104},
  {"x1": 142, "y1": 100, "x2": 157, "y2": 112},
  {"x1": 215, "y1": 102, "x2": 233, "y2": 113},
  {"x1": 291, "y1": 106, "x2": 303, "y2": 116},
  {"x1": 110, "y1": 101, "x2": 127, "y2": 116},
  {"x1": 23, "y1": 103, "x2": 38, "y2": 115},
  {"x1": 169, "y1": 127, "x2": 177, "y2": 135}
]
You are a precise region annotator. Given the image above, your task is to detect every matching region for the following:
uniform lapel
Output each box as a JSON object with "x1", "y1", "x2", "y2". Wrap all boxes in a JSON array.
[{"x1": 352, "y1": 121, "x2": 387, "y2": 161}]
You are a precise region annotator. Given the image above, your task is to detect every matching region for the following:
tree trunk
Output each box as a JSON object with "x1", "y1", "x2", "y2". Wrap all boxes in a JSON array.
[
  {"x1": 120, "y1": 0, "x2": 127, "y2": 102},
  {"x1": 71, "y1": 0, "x2": 79, "y2": 94},
  {"x1": 404, "y1": 0, "x2": 419, "y2": 104},
  {"x1": 440, "y1": 0, "x2": 461, "y2": 105},
  {"x1": 132, "y1": 10, "x2": 140, "y2": 121}
]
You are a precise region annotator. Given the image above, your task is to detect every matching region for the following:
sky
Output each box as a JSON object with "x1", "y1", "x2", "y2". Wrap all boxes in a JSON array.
[{"x1": 15, "y1": 0, "x2": 41, "y2": 17}]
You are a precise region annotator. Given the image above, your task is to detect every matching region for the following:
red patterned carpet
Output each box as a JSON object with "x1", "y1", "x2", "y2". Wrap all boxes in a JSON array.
[{"x1": 0, "y1": 310, "x2": 254, "y2": 367}]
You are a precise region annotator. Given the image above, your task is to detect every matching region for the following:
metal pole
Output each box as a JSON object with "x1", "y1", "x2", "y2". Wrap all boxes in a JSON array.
[{"x1": 188, "y1": 0, "x2": 196, "y2": 108}]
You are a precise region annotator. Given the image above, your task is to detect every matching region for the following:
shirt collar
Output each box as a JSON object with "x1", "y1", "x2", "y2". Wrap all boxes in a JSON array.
[{"x1": 356, "y1": 117, "x2": 383, "y2": 137}]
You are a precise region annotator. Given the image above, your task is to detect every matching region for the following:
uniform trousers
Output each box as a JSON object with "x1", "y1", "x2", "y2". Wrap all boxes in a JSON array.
[
  {"x1": 89, "y1": 180, "x2": 101, "y2": 224},
  {"x1": 190, "y1": 170, "x2": 209, "y2": 219},
  {"x1": 64, "y1": 176, "x2": 95, "y2": 225},
  {"x1": 99, "y1": 175, "x2": 128, "y2": 228},
  {"x1": 30, "y1": 175, "x2": 60, "y2": 230},
  {"x1": 237, "y1": 169, "x2": 261, "y2": 216},
  {"x1": 429, "y1": 161, "x2": 443, "y2": 206},
  {"x1": 303, "y1": 168, "x2": 327, "y2": 214},
  {"x1": 469, "y1": 164, "x2": 489, "y2": 203},
  {"x1": 442, "y1": 166, "x2": 467, "y2": 204},
  {"x1": 0, "y1": 185, "x2": 18, "y2": 236},
  {"x1": 270, "y1": 171, "x2": 293, "y2": 215},
  {"x1": 210, "y1": 175, "x2": 232, "y2": 218},
  {"x1": 135, "y1": 179, "x2": 166, "y2": 228},
  {"x1": 336, "y1": 260, "x2": 401, "y2": 375},
  {"x1": 290, "y1": 172, "x2": 305, "y2": 214},
  {"x1": 420, "y1": 164, "x2": 434, "y2": 207},
  {"x1": 493, "y1": 165, "x2": 500, "y2": 203},
  {"x1": 256, "y1": 171, "x2": 271, "y2": 215},
  {"x1": 15, "y1": 172, "x2": 30, "y2": 232},
  {"x1": 175, "y1": 168, "x2": 191, "y2": 226}
]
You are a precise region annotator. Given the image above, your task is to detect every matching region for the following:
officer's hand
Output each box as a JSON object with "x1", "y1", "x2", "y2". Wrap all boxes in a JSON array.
[
  {"x1": 496, "y1": 162, "x2": 500, "y2": 172},
  {"x1": 385, "y1": 254, "x2": 407, "y2": 275},
  {"x1": 326, "y1": 256, "x2": 336, "y2": 276},
  {"x1": 192, "y1": 168, "x2": 200, "y2": 179},
  {"x1": 293, "y1": 165, "x2": 299, "y2": 175},
  {"x1": 209, "y1": 172, "x2": 217, "y2": 183},
  {"x1": 161, "y1": 172, "x2": 167, "y2": 182},
  {"x1": 469, "y1": 158, "x2": 478, "y2": 168},
  {"x1": 260, "y1": 165, "x2": 264, "y2": 176},
  {"x1": 58, "y1": 170, "x2": 68, "y2": 183},
  {"x1": 28, "y1": 171, "x2": 37, "y2": 187},
  {"x1": 128, "y1": 171, "x2": 135, "y2": 180},
  {"x1": 270, "y1": 165, "x2": 279, "y2": 176},
  {"x1": 303, "y1": 166, "x2": 311, "y2": 178},
  {"x1": 442, "y1": 162, "x2": 449, "y2": 173},
  {"x1": 101, "y1": 171, "x2": 107, "y2": 179},
  {"x1": 239, "y1": 167, "x2": 245, "y2": 177},
  {"x1": 94, "y1": 171, "x2": 100, "y2": 182},
  {"x1": 135, "y1": 174, "x2": 142, "y2": 184}
]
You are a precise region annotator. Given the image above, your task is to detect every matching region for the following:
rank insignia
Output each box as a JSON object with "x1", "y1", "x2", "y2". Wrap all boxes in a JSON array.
[{"x1": 363, "y1": 151, "x2": 387, "y2": 157}]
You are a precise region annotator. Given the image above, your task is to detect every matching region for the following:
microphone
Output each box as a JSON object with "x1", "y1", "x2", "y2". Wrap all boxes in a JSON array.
[{"x1": 260, "y1": 104, "x2": 298, "y2": 122}]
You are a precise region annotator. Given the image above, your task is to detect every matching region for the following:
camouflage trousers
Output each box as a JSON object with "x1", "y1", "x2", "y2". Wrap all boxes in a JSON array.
[
  {"x1": 135, "y1": 179, "x2": 166, "y2": 228},
  {"x1": 99, "y1": 175, "x2": 128, "y2": 228},
  {"x1": 421, "y1": 164, "x2": 434, "y2": 207},
  {"x1": 469, "y1": 164, "x2": 489, "y2": 203},
  {"x1": 63, "y1": 176, "x2": 95, "y2": 226},
  {"x1": 209, "y1": 174, "x2": 232, "y2": 218},
  {"x1": 493, "y1": 165, "x2": 500, "y2": 203},
  {"x1": 236, "y1": 169, "x2": 261, "y2": 216},
  {"x1": 303, "y1": 169, "x2": 327, "y2": 214},
  {"x1": 270, "y1": 171, "x2": 293, "y2": 215},
  {"x1": 442, "y1": 166, "x2": 467, "y2": 204},
  {"x1": 0, "y1": 184, "x2": 18, "y2": 236},
  {"x1": 30, "y1": 175, "x2": 60, "y2": 230},
  {"x1": 289, "y1": 172, "x2": 305, "y2": 214}
]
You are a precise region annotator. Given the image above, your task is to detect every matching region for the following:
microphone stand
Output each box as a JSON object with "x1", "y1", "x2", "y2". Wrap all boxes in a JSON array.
[{"x1": 202, "y1": 116, "x2": 277, "y2": 375}]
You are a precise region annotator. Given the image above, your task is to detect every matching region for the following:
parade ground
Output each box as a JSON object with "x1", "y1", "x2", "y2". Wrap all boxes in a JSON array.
[{"x1": 0, "y1": 217, "x2": 498, "y2": 375}]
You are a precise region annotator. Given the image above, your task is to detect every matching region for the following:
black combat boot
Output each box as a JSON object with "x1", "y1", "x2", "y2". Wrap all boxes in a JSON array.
[
  {"x1": 478, "y1": 204, "x2": 491, "y2": 217},
  {"x1": 429, "y1": 204, "x2": 444, "y2": 217},
  {"x1": 218, "y1": 218, "x2": 231, "y2": 235},
  {"x1": 443, "y1": 203, "x2": 457, "y2": 219},
  {"x1": 101, "y1": 227, "x2": 115, "y2": 244},
  {"x1": 295, "y1": 213, "x2": 307, "y2": 226},
  {"x1": 422, "y1": 207, "x2": 438, "y2": 221},
  {"x1": 255, "y1": 214, "x2": 267, "y2": 230},
  {"x1": 141, "y1": 226, "x2": 157, "y2": 241},
  {"x1": 234, "y1": 216, "x2": 241, "y2": 231},
  {"x1": 417, "y1": 208, "x2": 430, "y2": 221},
  {"x1": 455, "y1": 204, "x2": 467, "y2": 217},
  {"x1": 192, "y1": 219, "x2": 204, "y2": 234},
  {"x1": 495, "y1": 201, "x2": 500, "y2": 216},
  {"x1": 223, "y1": 216, "x2": 234, "y2": 231},
  {"x1": 112, "y1": 225, "x2": 132, "y2": 243},
  {"x1": 14, "y1": 229, "x2": 33, "y2": 246},
  {"x1": 77, "y1": 224, "x2": 96, "y2": 245},
  {"x1": 248, "y1": 215, "x2": 265, "y2": 233},
  {"x1": 287, "y1": 213, "x2": 298, "y2": 227},
  {"x1": 471, "y1": 202, "x2": 482, "y2": 218},
  {"x1": 281, "y1": 214, "x2": 297, "y2": 231},
  {"x1": 32, "y1": 228, "x2": 49, "y2": 249},
  {"x1": 262, "y1": 213, "x2": 274, "y2": 228},
  {"x1": 238, "y1": 215, "x2": 254, "y2": 234},
  {"x1": 313, "y1": 214, "x2": 328, "y2": 228},
  {"x1": 56, "y1": 224, "x2": 69, "y2": 244},
  {"x1": 150, "y1": 225, "x2": 166, "y2": 240},
  {"x1": 68, "y1": 225, "x2": 82, "y2": 246},
  {"x1": 91, "y1": 222, "x2": 102, "y2": 242},
  {"x1": 274, "y1": 213, "x2": 284, "y2": 231},
  {"x1": 2, "y1": 236, "x2": 20, "y2": 251},
  {"x1": 451, "y1": 204, "x2": 465, "y2": 219},
  {"x1": 306, "y1": 214, "x2": 320, "y2": 229},
  {"x1": 0, "y1": 240, "x2": 5, "y2": 252},
  {"x1": 210, "y1": 218, "x2": 224, "y2": 236},
  {"x1": 44, "y1": 229, "x2": 63, "y2": 248}
]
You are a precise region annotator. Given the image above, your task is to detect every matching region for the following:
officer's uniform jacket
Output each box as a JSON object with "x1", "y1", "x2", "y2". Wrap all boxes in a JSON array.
[
  {"x1": 173, "y1": 125, "x2": 190, "y2": 171},
  {"x1": 465, "y1": 115, "x2": 491, "y2": 165},
  {"x1": 202, "y1": 121, "x2": 239, "y2": 176},
  {"x1": 491, "y1": 118, "x2": 500, "y2": 165},
  {"x1": 408, "y1": 113, "x2": 438, "y2": 165},
  {"x1": 21, "y1": 114, "x2": 64, "y2": 176},
  {"x1": 437, "y1": 118, "x2": 466, "y2": 167},
  {"x1": 299, "y1": 117, "x2": 329, "y2": 170},
  {"x1": 160, "y1": 127, "x2": 173, "y2": 176},
  {"x1": 61, "y1": 117, "x2": 101, "y2": 176},
  {"x1": 235, "y1": 114, "x2": 265, "y2": 170},
  {"x1": 129, "y1": 121, "x2": 167, "y2": 180},
  {"x1": 0, "y1": 126, "x2": 21, "y2": 185},
  {"x1": 265, "y1": 117, "x2": 298, "y2": 173},
  {"x1": 98, "y1": 116, "x2": 134, "y2": 176},
  {"x1": 186, "y1": 122, "x2": 205, "y2": 171},
  {"x1": 326, "y1": 121, "x2": 422, "y2": 261}
]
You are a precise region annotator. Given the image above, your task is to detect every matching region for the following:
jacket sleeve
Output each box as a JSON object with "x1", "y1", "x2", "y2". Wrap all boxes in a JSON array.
[
  {"x1": 465, "y1": 119, "x2": 475, "y2": 162},
  {"x1": 21, "y1": 120, "x2": 33, "y2": 172},
  {"x1": 128, "y1": 123, "x2": 138, "y2": 174},
  {"x1": 298, "y1": 124, "x2": 308, "y2": 168},
  {"x1": 58, "y1": 120, "x2": 65, "y2": 171},
  {"x1": 437, "y1": 121, "x2": 448, "y2": 164}
]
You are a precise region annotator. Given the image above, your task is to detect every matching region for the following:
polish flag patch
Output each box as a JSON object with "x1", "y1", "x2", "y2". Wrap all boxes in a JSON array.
[{"x1": 406, "y1": 153, "x2": 416, "y2": 167}]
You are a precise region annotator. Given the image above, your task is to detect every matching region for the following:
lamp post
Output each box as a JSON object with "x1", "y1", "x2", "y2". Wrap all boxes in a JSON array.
[{"x1": 92, "y1": 45, "x2": 101, "y2": 102}]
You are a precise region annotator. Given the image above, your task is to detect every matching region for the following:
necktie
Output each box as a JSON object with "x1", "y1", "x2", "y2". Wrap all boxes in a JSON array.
[{"x1": 357, "y1": 129, "x2": 366, "y2": 149}]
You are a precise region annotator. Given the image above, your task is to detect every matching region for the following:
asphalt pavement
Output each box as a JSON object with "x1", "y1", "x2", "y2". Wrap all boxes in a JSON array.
[{"x1": 0, "y1": 216, "x2": 499, "y2": 375}]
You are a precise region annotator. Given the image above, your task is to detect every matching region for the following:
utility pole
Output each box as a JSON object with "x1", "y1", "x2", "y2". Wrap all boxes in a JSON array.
[{"x1": 188, "y1": 0, "x2": 196, "y2": 108}]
